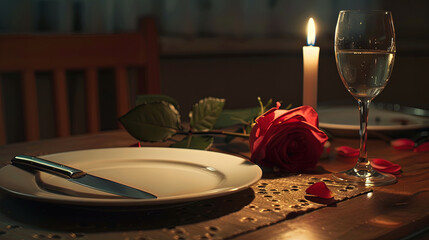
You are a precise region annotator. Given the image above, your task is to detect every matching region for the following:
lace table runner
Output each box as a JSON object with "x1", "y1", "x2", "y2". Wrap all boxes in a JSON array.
[{"x1": 0, "y1": 174, "x2": 370, "y2": 240}]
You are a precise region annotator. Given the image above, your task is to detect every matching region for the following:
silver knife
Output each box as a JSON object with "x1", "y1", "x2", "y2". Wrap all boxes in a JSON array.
[{"x1": 11, "y1": 155, "x2": 157, "y2": 199}]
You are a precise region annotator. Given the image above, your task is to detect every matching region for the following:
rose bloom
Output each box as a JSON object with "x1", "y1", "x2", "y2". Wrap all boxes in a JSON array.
[{"x1": 249, "y1": 103, "x2": 328, "y2": 172}]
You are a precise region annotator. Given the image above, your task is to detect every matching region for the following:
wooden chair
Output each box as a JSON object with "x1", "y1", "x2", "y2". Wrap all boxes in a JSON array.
[{"x1": 0, "y1": 18, "x2": 160, "y2": 144}]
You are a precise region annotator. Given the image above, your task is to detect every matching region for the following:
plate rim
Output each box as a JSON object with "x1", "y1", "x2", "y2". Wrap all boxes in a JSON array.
[
  {"x1": 319, "y1": 122, "x2": 429, "y2": 131},
  {"x1": 0, "y1": 147, "x2": 262, "y2": 206},
  {"x1": 318, "y1": 106, "x2": 429, "y2": 132}
]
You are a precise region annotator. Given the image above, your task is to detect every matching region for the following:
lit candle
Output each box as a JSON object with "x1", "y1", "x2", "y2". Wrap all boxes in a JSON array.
[{"x1": 302, "y1": 17, "x2": 320, "y2": 110}]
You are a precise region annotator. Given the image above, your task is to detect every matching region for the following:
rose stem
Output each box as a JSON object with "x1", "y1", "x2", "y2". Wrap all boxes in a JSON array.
[{"x1": 176, "y1": 130, "x2": 249, "y2": 138}]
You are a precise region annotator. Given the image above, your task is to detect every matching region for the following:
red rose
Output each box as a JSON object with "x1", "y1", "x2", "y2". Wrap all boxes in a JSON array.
[{"x1": 249, "y1": 103, "x2": 328, "y2": 172}]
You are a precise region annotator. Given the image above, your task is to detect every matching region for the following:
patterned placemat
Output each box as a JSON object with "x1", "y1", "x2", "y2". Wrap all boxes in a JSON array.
[{"x1": 0, "y1": 174, "x2": 370, "y2": 240}]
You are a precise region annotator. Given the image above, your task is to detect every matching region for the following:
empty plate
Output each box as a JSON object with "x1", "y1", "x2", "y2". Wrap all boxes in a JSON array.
[{"x1": 0, "y1": 147, "x2": 262, "y2": 206}]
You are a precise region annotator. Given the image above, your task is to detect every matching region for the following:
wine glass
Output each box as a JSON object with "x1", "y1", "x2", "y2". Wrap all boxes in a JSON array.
[{"x1": 333, "y1": 10, "x2": 397, "y2": 186}]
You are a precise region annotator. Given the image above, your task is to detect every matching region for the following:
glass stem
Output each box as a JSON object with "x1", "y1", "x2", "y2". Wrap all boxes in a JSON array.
[{"x1": 355, "y1": 99, "x2": 372, "y2": 174}]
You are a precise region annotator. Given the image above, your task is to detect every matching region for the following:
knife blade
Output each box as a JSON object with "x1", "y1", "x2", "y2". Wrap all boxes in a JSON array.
[{"x1": 11, "y1": 155, "x2": 157, "y2": 199}]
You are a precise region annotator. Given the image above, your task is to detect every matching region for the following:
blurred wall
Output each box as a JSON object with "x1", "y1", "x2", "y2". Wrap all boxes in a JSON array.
[{"x1": 1, "y1": 0, "x2": 428, "y2": 142}]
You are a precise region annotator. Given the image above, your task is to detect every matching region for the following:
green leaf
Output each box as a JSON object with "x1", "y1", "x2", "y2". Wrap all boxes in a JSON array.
[
  {"x1": 119, "y1": 101, "x2": 181, "y2": 142},
  {"x1": 170, "y1": 136, "x2": 214, "y2": 150},
  {"x1": 189, "y1": 97, "x2": 225, "y2": 131},
  {"x1": 214, "y1": 107, "x2": 260, "y2": 129},
  {"x1": 136, "y1": 94, "x2": 180, "y2": 110}
]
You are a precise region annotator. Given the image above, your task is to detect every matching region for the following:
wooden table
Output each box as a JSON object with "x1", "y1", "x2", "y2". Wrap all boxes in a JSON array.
[{"x1": 0, "y1": 130, "x2": 428, "y2": 240}]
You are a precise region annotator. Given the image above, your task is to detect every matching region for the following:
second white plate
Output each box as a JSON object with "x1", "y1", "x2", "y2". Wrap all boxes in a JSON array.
[{"x1": 318, "y1": 106, "x2": 429, "y2": 137}]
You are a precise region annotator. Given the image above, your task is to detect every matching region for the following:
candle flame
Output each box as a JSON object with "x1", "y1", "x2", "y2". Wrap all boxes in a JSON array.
[{"x1": 307, "y1": 18, "x2": 316, "y2": 46}]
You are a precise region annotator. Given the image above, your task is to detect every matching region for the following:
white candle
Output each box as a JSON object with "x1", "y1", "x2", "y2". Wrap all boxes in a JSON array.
[{"x1": 303, "y1": 17, "x2": 320, "y2": 110}]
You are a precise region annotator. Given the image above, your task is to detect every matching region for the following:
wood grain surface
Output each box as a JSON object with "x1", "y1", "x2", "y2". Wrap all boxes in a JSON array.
[{"x1": 0, "y1": 130, "x2": 428, "y2": 240}]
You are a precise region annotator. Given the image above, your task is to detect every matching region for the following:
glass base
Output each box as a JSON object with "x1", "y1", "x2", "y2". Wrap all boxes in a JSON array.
[{"x1": 332, "y1": 168, "x2": 397, "y2": 187}]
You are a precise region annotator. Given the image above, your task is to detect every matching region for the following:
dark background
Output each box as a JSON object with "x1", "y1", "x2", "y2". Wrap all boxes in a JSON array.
[{"x1": 1, "y1": 0, "x2": 428, "y2": 142}]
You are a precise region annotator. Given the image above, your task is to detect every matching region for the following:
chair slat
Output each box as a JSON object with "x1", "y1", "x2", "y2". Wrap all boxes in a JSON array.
[
  {"x1": 138, "y1": 18, "x2": 160, "y2": 94},
  {"x1": 0, "y1": 34, "x2": 144, "y2": 72},
  {"x1": 115, "y1": 66, "x2": 130, "y2": 119},
  {"x1": 22, "y1": 70, "x2": 39, "y2": 141},
  {"x1": 53, "y1": 69, "x2": 70, "y2": 137},
  {"x1": 85, "y1": 68, "x2": 100, "y2": 133}
]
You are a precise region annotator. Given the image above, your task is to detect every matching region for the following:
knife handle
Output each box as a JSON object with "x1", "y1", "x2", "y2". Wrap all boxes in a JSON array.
[{"x1": 12, "y1": 155, "x2": 86, "y2": 179}]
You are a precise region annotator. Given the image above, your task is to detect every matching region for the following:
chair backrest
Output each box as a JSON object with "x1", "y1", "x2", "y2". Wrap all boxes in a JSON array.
[{"x1": 0, "y1": 18, "x2": 160, "y2": 144}]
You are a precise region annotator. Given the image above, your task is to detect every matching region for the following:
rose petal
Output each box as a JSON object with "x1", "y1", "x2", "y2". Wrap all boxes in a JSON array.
[
  {"x1": 129, "y1": 142, "x2": 142, "y2": 147},
  {"x1": 253, "y1": 106, "x2": 288, "y2": 140},
  {"x1": 305, "y1": 182, "x2": 334, "y2": 199},
  {"x1": 371, "y1": 158, "x2": 401, "y2": 173},
  {"x1": 415, "y1": 142, "x2": 429, "y2": 152},
  {"x1": 285, "y1": 105, "x2": 320, "y2": 127},
  {"x1": 391, "y1": 138, "x2": 415, "y2": 150},
  {"x1": 335, "y1": 146, "x2": 359, "y2": 157}
]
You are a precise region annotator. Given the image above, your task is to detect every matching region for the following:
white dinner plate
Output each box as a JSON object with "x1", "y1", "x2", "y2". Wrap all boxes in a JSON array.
[
  {"x1": 0, "y1": 147, "x2": 262, "y2": 206},
  {"x1": 318, "y1": 106, "x2": 429, "y2": 137}
]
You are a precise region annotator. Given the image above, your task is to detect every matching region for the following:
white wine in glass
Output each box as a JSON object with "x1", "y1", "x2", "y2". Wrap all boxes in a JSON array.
[
  {"x1": 336, "y1": 50, "x2": 395, "y2": 100},
  {"x1": 333, "y1": 10, "x2": 397, "y2": 186}
]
